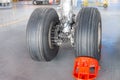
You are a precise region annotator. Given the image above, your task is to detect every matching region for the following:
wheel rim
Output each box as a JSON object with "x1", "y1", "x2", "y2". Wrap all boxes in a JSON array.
[{"x1": 48, "y1": 22, "x2": 56, "y2": 49}]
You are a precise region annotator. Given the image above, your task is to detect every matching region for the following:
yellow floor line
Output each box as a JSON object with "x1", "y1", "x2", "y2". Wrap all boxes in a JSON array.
[{"x1": 0, "y1": 16, "x2": 28, "y2": 27}]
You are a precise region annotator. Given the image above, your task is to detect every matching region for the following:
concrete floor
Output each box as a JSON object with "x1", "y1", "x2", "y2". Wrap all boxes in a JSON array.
[{"x1": 0, "y1": 1, "x2": 120, "y2": 80}]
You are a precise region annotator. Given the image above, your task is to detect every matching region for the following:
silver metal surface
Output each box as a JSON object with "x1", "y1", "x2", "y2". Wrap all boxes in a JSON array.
[
  {"x1": 62, "y1": 0, "x2": 73, "y2": 33},
  {"x1": 55, "y1": 0, "x2": 74, "y2": 46}
]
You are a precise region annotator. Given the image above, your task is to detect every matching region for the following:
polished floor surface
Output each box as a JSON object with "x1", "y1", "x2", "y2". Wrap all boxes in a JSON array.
[{"x1": 0, "y1": 1, "x2": 120, "y2": 80}]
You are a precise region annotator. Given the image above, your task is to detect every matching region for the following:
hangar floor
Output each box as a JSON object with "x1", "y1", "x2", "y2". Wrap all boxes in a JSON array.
[{"x1": 0, "y1": 1, "x2": 120, "y2": 80}]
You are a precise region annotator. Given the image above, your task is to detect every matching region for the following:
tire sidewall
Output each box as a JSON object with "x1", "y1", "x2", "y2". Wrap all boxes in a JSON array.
[{"x1": 38, "y1": 8, "x2": 59, "y2": 61}]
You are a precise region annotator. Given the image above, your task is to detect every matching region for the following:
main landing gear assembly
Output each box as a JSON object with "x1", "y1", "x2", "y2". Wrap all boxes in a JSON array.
[{"x1": 26, "y1": 0, "x2": 102, "y2": 80}]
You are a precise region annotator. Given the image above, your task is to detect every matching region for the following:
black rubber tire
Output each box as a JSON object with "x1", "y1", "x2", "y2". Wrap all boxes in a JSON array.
[
  {"x1": 26, "y1": 8, "x2": 60, "y2": 61},
  {"x1": 75, "y1": 7, "x2": 102, "y2": 61}
]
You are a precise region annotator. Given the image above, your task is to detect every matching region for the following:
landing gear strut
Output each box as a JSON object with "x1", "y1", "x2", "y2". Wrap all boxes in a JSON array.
[{"x1": 26, "y1": 0, "x2": 102, "y2": 79}]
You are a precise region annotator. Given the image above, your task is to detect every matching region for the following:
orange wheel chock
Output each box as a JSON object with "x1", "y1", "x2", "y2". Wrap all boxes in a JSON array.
[{"x1": 73, "y1": 57, "x2": 100, "y2": 80}]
